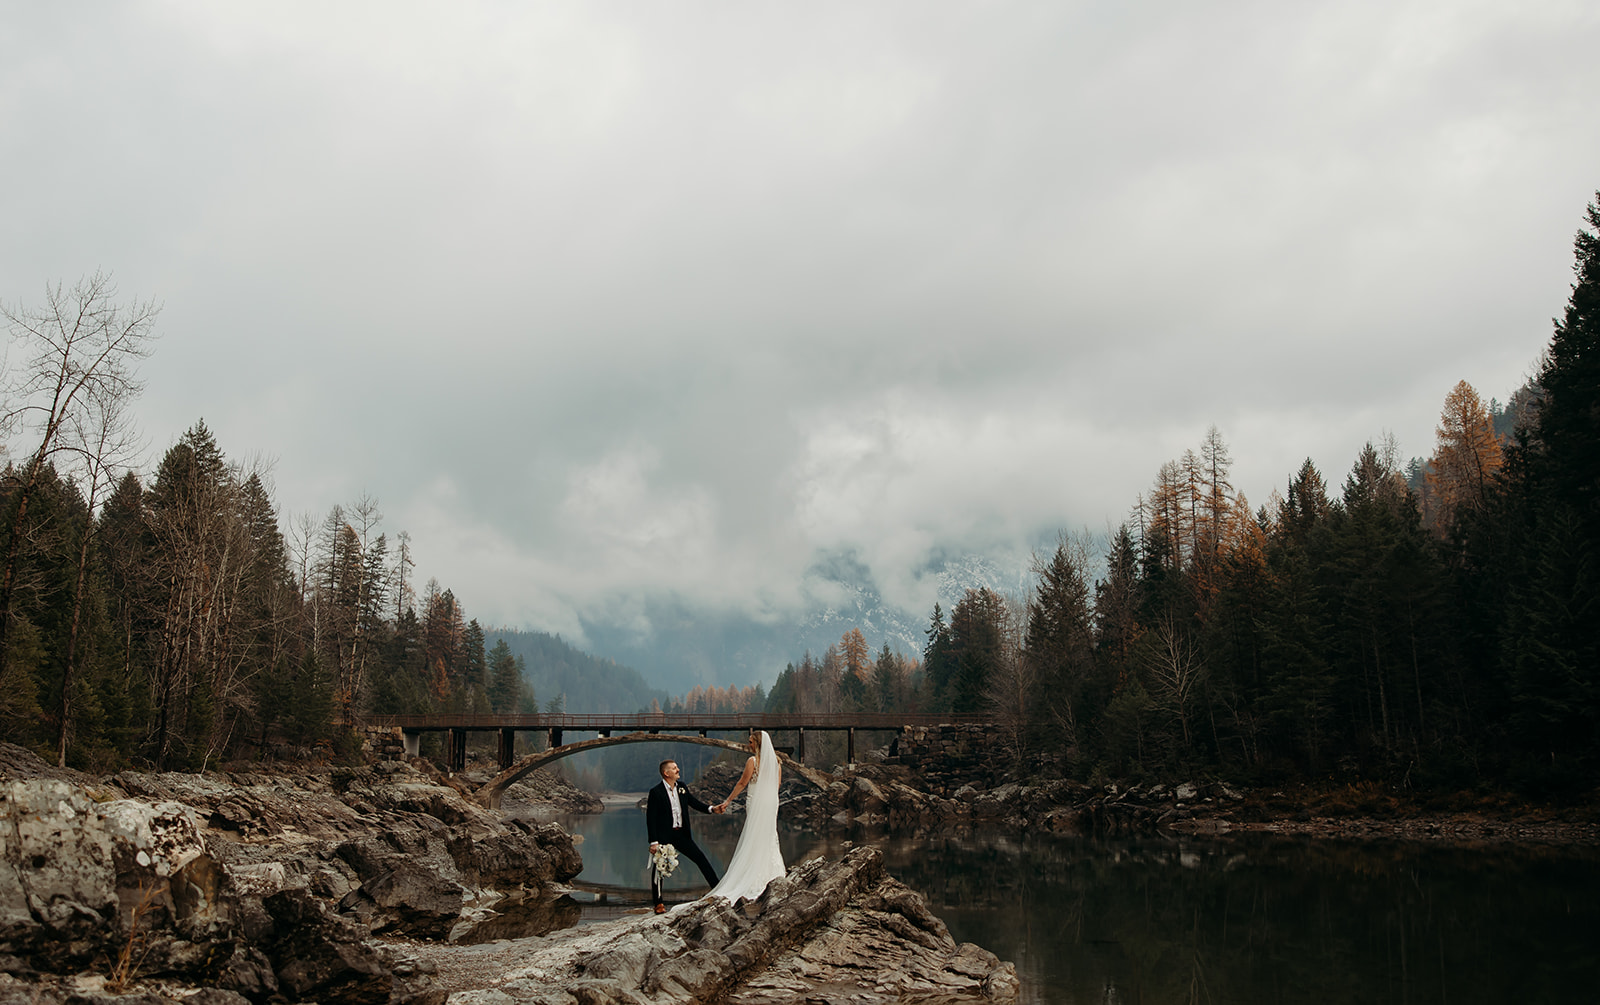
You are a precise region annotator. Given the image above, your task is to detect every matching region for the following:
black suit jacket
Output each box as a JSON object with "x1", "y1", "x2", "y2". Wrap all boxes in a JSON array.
[{"x1": 647, "y1": 780, "x2": 712, "y2": 846}]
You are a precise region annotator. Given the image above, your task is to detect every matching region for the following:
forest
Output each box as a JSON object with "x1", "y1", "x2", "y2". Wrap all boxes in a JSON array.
[
  {"x1": 3, "y1": 192, "x2": 1597, "y2": 798},
  {"x1": 763, "y1": 196, "x2": 1600, "y2": 796},
  {"x1": 0, "y1": 273, "x2": 550, "y2": 770}
]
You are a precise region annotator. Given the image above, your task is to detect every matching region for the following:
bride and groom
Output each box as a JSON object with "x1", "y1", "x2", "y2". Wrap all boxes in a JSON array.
[{"x1": 646, "y1": 730, "x2": 785, "y2": 913}]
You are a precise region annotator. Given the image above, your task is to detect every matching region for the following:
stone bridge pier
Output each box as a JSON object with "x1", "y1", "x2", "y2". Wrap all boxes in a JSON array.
[{"x1": 883, "y1": 723, "x2": 1014, "y2": 793}]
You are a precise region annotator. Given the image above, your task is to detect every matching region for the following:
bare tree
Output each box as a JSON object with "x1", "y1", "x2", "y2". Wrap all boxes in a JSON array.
[
  {"x1": 1144, "y1": 613, "x2": 1207, "y2": 746},
  {"x1": 984, "y1": 592, "x2": 1035, "y2": 761},
  {"x1": 392, "y1": 530, "x2": 415, "y2": 620},
  {"x1": 55, "y1": 387, "x2": 143, "y2": 765},
  {"x1": 343, "y1": 495, "x2": 385, "y2": 717},
  {"x1": 0, "y1": 272, "x2": 157, "y2": 683}
]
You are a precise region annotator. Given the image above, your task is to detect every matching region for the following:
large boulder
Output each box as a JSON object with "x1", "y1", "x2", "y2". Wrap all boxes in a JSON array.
[{"x1": 1, "y1": 779, "x2": 206, "y2": 970}]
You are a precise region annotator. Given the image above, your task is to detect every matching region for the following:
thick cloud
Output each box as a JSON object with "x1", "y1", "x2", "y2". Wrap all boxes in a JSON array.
[{"x1": 3, "y1": 1, "x2": 1595, "y2": 666}]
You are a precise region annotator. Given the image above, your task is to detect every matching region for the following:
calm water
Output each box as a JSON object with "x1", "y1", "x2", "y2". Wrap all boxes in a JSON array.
[{"x1": 541, "y1": 799, "x2": 1600, "y2": 1004}]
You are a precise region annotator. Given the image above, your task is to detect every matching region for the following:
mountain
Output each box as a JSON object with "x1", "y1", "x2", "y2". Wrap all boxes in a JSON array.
[
  {"x1": 573, "y1": 547, "x2": 1038, "y2": 696},
  {"x1": 485, "y1": 628, "x2": 669, "y2": 714},
  {"x1": 487, "y1": 549, "x2": 1037, "y2": 789}
]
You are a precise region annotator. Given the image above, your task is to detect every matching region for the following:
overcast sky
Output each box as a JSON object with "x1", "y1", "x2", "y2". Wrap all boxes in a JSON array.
[{"x1": 3, "y1": 1, "x2": 1596, "y2": 652}]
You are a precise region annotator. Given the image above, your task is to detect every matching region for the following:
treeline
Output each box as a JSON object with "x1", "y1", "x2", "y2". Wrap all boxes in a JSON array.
[
  {"x1": 772, "y1": 194, "x2": 1600, "y2": 796},
  {"x1": 765, "y1": 627, "x2": 920, "y2": 717},
  {"x1": 654, "y1": 682, "x2": 769, "y2": 715},
  {"x1": 0, "y1": 276, "x2": 534, "y2": 770},
  {"x1": 489, "y1": 628, "x2": 668, "y2": 716}
]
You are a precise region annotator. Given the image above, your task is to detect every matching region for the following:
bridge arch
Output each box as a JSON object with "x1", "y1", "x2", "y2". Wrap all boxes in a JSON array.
[{"x1": 476, "y1": 731, "x2": 834, "y2": 809}]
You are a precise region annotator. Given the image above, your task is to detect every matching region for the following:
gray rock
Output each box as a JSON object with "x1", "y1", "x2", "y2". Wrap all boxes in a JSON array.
[
  {"x1": 1, "y1": 750, "x2": 582, "y2": 995},
  {"x1": 847, "y1": 776, "x2": 887, "y2": 814},
  {"x1": 395, "y1": 847, "x2": 1013, "y2": 1004}
]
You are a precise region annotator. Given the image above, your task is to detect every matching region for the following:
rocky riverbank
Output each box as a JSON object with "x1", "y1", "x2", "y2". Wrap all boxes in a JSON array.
[
  {"x1": 781, "y1": 754, "x2": 1600, "y2": 846},
  {"x1": 2, "y1": 744, "x2": 1018, "y2": 1004}
]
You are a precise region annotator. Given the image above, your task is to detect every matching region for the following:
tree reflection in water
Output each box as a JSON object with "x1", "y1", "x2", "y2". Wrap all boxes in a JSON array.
[
  {"x1": 864, "y1": 831, "x2": 1600, "y2": 1005},
  {"x1": 553, "y1": 807, "x2": 1600, "y2": 1004}
]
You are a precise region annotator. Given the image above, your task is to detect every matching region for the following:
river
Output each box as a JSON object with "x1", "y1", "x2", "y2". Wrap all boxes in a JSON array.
[{"x1": 535, "y1": 796, "x2": 1600, "y2": 1004}]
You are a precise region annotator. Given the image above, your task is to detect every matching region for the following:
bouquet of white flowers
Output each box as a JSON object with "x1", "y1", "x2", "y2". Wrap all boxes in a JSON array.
[{"x1": 650, "y1": 842, "x2": 679, "y2": 878}]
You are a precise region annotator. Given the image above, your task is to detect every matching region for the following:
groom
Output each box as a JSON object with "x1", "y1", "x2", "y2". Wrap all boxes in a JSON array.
[{"x1": 647, "y1": 759, "x2": 721, "y2": 913}]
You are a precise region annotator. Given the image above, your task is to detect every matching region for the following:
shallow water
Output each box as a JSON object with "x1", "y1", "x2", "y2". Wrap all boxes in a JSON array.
[{"x1": 543, "y1": 800, "x2": 1600, "y2": 1004}]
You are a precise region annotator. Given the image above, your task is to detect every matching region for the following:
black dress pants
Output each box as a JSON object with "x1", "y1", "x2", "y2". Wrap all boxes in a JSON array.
[{"x1": 652, "y1": 831, "x2": 719, "y2": 906}]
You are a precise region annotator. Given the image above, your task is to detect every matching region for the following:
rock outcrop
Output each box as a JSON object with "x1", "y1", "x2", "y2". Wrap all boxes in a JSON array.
[
  {"x1": 3, "y1": 744, "x2": 1022, "y2": 1004},
  {"x1": 1, "y1": 744, "x2": 580, "y2": 1002},
  {"x1": 391, "y1": 847, "x2": 1018, "y2": 1004}
]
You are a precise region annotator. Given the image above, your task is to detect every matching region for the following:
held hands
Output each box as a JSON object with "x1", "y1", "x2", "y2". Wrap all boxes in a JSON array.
[{"x1": 711, "y1": 802, "x2": 726, "y2": 814}]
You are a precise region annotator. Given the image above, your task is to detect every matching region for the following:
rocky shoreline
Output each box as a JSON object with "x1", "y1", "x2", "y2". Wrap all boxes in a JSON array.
[
  {"x1": 774, "y1": 754, "x2": 1600, "y2": 846},
  {"x1": 1, "y1": 744, "x2": 1018, "y2": 1004},
  {"x1": 9, "y1": 731, "x2": 1592, "y2": 1005}
]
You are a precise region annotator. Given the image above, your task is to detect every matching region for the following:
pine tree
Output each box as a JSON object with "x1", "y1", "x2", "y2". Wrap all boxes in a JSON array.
[
  {"x1": 1026, "y1": 536, "x2": 1095, "y2": 744},
  {"x1": 1094, "y1": 525, "x2": 1142, "y2": 673},
  {"x1": 922, "y1": 604, "x2": 955, "y2": 711},
  {"x1": 488, "y1": 638, "x2": 523, "y2": 712},
  {"x1": 1536, "y1": 192, "x2": 1600, "y2": 528},
  {"x1": 463, "y1": 619, "x2": 489, "y2": 713},
  {"x1": 948, "y1": 588, "x2": 1007, "y2": 714},
  {"x1": 873, "y1": 645, "x2": 903, "y2": 712},
  {"x1": 288, "y1": 648, "x2": 333, "y2": 749}
]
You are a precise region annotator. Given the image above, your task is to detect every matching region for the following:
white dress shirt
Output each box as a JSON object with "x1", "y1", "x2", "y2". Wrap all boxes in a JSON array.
[{"x1": 665, "y1": 782, "x2": 682, "y2": 828}]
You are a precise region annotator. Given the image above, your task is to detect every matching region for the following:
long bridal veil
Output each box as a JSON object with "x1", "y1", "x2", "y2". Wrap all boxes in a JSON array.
[{"x1": 707, "y1": 730, "x2": 786, "y2": 902}]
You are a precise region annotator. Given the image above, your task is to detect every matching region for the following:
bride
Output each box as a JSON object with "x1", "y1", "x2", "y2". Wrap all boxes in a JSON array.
[{"x1": 707, "y1": 730, "x2": 786, "y2": 902}]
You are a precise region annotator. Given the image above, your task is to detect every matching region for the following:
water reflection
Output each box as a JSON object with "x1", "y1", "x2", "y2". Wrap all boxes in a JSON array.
[
  {"x1": 543, "y1": 801, "x2": 1600, "y2": 1004},
  {"x1": 452, "y1": 891, "x2": 582, "y2": 944}
]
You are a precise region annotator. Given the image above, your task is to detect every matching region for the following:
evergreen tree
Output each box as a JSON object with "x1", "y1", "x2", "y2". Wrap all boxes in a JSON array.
[
  {"x1": 488, "y1": 638, "x2": 523, "y2": 712},
  {"x1": 463, "y1": 619, "x2": 490, "y2": 713},
  {"x1": 765, "y1": 663, "x2": 798, "y2": 713},
  {"x1": 873, "y1": 645, "x2": 904, "y2": 712},
  {"x1": 1255, "y1": 463, "x2": 1336, "y2": 771},
  {"x1": 1026, "y1": 537, "x2": 1095, "y2": 745},
  {"x1": 288, "y1": 648, "x2": 333, "y2": 749},
  {"x1": 948, "y1": 588, "x2": 1007, "y2": 714},
  {"x1": 1536, "y1": 192, "x2": 1600, "y2": 529},
  {"x1": 922, "y1": 604, "x2": 955, "y2": 711}
]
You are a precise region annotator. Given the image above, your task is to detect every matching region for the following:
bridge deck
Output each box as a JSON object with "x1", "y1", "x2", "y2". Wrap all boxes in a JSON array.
[
  {"x1": 360, "y1": 712, "x2": 991, "y2": 733},
  {"x1": 358, "y1": 712, "x2": 998, "y2": 777}
]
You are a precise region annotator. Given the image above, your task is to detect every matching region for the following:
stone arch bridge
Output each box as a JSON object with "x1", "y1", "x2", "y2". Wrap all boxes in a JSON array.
[{"x1": 359, "y1": 712, "x2": 999, "y2": 809}]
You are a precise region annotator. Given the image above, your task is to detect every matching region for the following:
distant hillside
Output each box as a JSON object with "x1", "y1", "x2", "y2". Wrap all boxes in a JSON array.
[
  {"x1": 485, "y1": 628, "x2": 668, "y2": 714},
  {"x1": 575, "y1": 546, "x2": 1042, "y2": 694},
  {"x1": 483, "y1": 629, "x2": 742, "y2": 791}
]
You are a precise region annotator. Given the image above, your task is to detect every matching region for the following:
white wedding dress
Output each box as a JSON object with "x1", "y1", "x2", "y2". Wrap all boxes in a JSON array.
[{"x1": 706, "y1": 730, "x2": 787, "y2": 902}]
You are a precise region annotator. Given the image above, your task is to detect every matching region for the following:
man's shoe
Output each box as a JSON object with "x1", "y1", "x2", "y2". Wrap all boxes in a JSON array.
[{"x1": 654, "y1": 904, "x2": 666, "y2": 914}]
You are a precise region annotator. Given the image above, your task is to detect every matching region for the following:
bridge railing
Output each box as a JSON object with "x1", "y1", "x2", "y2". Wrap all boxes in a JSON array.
[{"x1": 356, "y1": 712, "x2": 995, "y2": 732}]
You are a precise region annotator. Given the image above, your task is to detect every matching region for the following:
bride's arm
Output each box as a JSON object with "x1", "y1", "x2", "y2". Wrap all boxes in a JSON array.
[{"x1": 715, "y1": 756, "x2": 758, "y2": 811}]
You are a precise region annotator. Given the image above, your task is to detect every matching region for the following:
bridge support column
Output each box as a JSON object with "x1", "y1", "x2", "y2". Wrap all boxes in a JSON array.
[
  {"x1": 797, "y1": 728, "x2": 805, "y2": 764},
  {"x1": 402, "y1": 730, "x2": 421, "y2": 758},
  {"x1": 847, "y1": 727, "x2": 855, "y2": 765},
  {"x1": 448, "y1": 729, "x2": 467, "y2": 773},
  {"x1": 498, "y1": 728, "x2": 516, "y2": 769},
  {"x1": 548, "y1": 728, "x2": 563, "y2": 749}
]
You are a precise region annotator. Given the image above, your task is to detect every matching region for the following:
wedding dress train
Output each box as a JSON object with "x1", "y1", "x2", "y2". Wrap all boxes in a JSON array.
[{"x1": 706, "y1": 730, "x2": 786, "y2": 902}]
